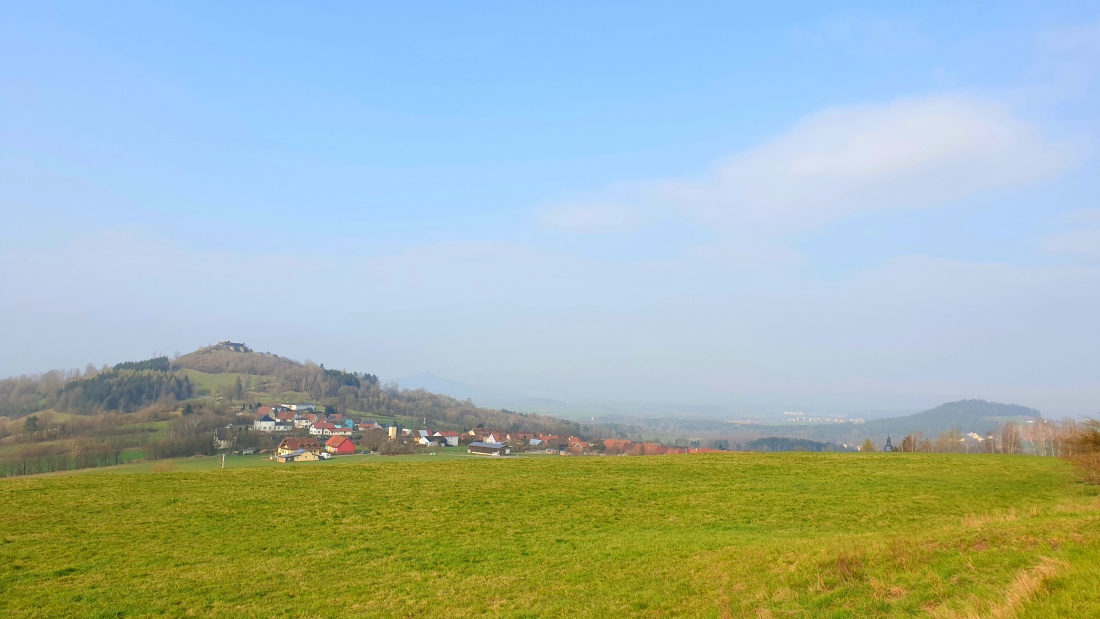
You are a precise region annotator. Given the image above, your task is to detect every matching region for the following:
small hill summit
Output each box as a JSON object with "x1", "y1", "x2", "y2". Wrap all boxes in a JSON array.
[
  {"x1": 215, "y1": 341, "x2": 252, "y2": 353},
  {"x1": 173, "y1": 341, "x2": 298, "y2": 375}
]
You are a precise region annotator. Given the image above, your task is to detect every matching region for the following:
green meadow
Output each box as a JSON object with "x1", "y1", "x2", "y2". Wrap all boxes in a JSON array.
[{"x1": 2, "y1": 454, "x2": 1097, "y2": 618}]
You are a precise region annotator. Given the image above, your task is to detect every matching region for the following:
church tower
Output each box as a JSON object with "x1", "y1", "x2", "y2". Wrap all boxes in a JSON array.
[{"x1": 884, "y1": 435, "x2": 894, "y2": 452}]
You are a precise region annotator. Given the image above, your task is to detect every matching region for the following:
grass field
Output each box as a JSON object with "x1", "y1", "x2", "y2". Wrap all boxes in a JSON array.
[
  {"x1": 179, "y1": 369, "x2": 278, "y2": 398},
  {"x1": 1, "y1": 453, "x2": 1097, "y2": 618}
]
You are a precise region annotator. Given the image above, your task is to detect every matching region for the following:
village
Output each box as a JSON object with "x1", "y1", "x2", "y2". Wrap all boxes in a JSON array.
[{"x1": 214, "y1": 403, "x2": 719, "y2": 462}]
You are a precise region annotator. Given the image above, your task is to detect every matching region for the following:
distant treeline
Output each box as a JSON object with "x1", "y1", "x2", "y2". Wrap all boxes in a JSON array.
[{"x1": 740, "y1": 437, "x2": 852, "y2": 452}]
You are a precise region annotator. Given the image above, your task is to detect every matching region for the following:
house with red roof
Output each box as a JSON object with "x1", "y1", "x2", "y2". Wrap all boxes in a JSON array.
[
  {"x1": 325, "y1": 435, "x2": 356, "y2": 455},
  {"x1": 603, "y1": 439, "x2": 636, "y2": 454},
  {"x1": 310, "y1": 422, "x2": 337, "y2": 436},
  {"x1": 432, "y1": 431, "x2": 460, "y2": 447}
]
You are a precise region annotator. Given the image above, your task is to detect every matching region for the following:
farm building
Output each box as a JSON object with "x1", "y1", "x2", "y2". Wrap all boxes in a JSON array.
[
  {"x1": 325, "y1": 436, "x2": 356, "y2": 455},
  {"x1": 468, "y1": 442, "x2": 510, "y2": 457}
]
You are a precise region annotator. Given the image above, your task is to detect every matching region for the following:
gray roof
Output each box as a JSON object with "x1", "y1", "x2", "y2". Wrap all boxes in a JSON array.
[{"x1": 469, "y1": 442, "x2": 505, "y2": 449}]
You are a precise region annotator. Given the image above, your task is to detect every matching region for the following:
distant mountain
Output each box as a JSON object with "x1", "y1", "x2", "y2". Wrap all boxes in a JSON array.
[
  {"x1": 394, "y1": 372, "x2": 526, "y2": 406},
  {"x1": 862, "y1": 399, "x2": 1041, "y2": 437}
]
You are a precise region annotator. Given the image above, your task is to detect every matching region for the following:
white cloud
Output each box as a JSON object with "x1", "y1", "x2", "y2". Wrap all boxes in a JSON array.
[
  {"x1": 1042, "y1": 227, "x2": 1100, "y2": 258},
  {"x1": 538, "y1": 202, "x2": 640, "y2": 233},
  {"x1": 657, "y1": 95, "x2": 1080, "y2": 232}
]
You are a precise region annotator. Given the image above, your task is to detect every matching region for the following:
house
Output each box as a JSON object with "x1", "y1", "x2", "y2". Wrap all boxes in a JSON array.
[
  {"x1": 418, "y1": 435, "x2": 447, "y2": 447},
  {"x1": 293, "y1": 418, "x2": 312, "y2": 429},
  {"x1": 433, "y1": 431, "x2": 460, "y2": 447},
  {"x1": 254, "y1": 415, "x2": 277, "y2": 432},
  {"x1": 325, "y1": 435, "x2": 356, "y2": 455},
  {"x1": 468, "y1": 442, "x2": 510, "y2": 457},
  {"x1": 277, "y1": 437, "x2": 322, "y2": 456},
  {"x1": 310, "y1": 423, "x2": 337, "y2": 436},
  {"x1": 257, "y1": 406, "x2": 274, "y2": 418},
  {"x1": 214, "y1": 427, "x2": 234, "y2": 450},
  {"x1": 273, "y1": 421, "x2": 294, "y2": 433},
  {"x1": 282, "y1": 403, "x2": 316, "y2": 412},
  {"x1": 543, "y1": 437, "x2": 570, "y2": 451},
  {"x1": 329, "y1": 427, "x2": 353, "y2": 437},
  {"x1": 358, "y1": 420, "x2": 380, "y2": 431},
  {"x1": 275, "y1": 449, "x2": 319, "y2": 463}
]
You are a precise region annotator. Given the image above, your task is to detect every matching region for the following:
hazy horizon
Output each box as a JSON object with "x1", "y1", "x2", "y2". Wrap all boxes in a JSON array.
[{"x1": 3, "y1": 3, "x2": 1099, "y2": 418}]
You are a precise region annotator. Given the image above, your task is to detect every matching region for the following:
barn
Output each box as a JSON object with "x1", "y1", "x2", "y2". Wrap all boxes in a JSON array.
[{"x1": 468, "y1": 442, "x2": 510, "y2": 457}]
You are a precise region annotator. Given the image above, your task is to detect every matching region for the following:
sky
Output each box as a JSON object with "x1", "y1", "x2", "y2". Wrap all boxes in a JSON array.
[{"x1": 2, "y1": 1, "x2": 1099, "y2": 417}]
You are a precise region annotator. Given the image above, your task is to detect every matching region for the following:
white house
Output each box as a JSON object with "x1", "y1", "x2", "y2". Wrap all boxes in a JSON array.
[
  {"x1": 293, "y1": 418, "x2": 312, "y2": 429},
  {"x1": 433, "y1": 431, "x2": 460, "y2": 447},
  {"x1": 254, "y1": 415, "x2": 277, "y2": 432}
]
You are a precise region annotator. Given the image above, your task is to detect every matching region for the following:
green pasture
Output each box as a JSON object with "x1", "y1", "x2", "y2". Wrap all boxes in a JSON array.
[
  {"x1": 1, "y1": 453, "x2": 1097, "y2": 618},
  {"x1": 179, "y1": 369, "x2": 277, "y2": 398}
]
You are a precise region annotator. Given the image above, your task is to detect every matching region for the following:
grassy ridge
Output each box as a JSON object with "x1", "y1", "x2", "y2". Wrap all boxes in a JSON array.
[{"x1": 1, "y1": 454, "x2": 1097, "y2": 617}]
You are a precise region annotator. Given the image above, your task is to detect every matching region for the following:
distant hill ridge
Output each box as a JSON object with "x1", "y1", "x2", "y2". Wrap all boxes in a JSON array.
[{"x1": 863, "y1": 399, "x2": 1041, "y2": 436}]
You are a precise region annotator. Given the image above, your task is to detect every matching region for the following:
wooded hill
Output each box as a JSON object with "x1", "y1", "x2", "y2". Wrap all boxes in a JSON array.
[{"x1": 0, "y1": 342, "x2": 585, "y2": 437}]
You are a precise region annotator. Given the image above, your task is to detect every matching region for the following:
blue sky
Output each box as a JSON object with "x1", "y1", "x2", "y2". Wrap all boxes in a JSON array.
[{"x1": 2, "y1": 1, "x2": 1099, "y2": 416}]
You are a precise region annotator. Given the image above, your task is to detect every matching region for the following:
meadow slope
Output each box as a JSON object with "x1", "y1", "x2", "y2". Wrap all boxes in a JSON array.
[{"x1": 1, "y1": 454, "x2": 1098, "y2": 618}]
